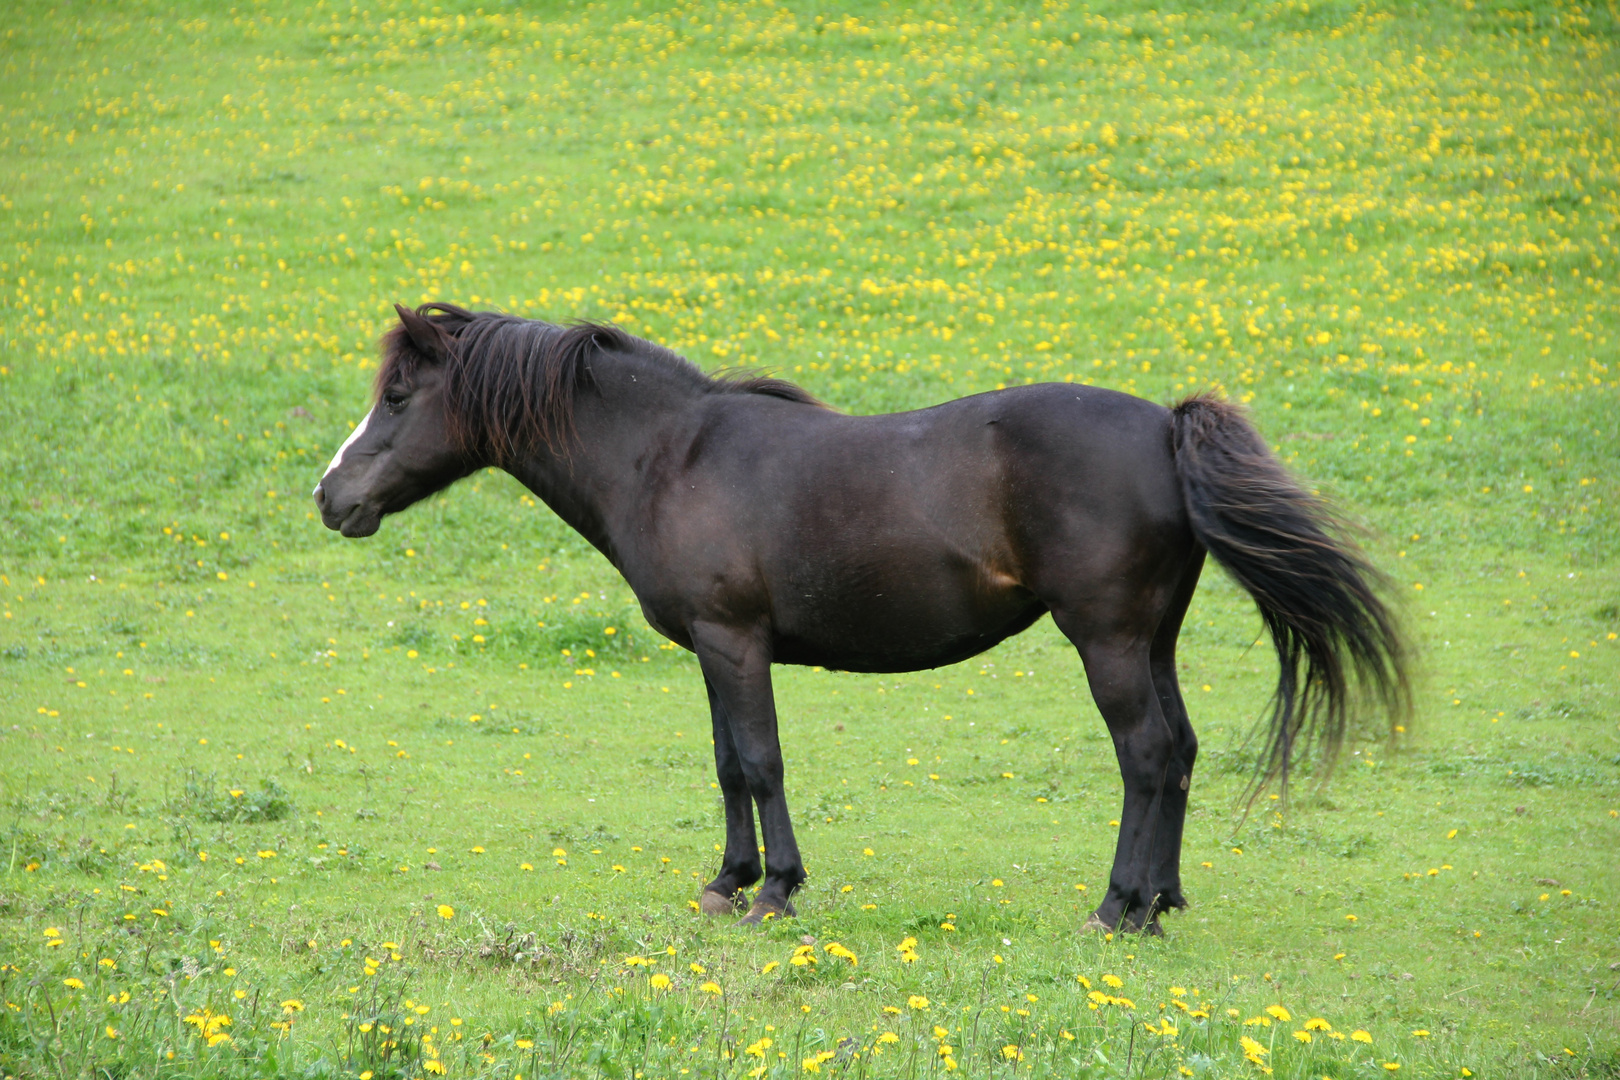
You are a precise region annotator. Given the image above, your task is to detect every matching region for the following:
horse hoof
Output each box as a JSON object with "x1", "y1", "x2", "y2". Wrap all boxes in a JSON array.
[
  {"x1": 699, "y1": 889, "x2": 744, "y2": 917},
  {"x1": 1080, "y1": 913, "x2": 1113, "y2": 934},
  {"x1": 738, "y1": 899, "x2": 796, "y2": 926}
]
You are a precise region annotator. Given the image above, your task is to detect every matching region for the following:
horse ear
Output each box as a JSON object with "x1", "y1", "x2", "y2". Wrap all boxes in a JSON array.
[{"x1": 395, "y1": 303, "x2": 451, "y2": 363}]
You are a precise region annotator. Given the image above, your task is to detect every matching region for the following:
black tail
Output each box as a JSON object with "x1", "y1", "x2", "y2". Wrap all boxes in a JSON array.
[{"x1": 1171, "y1": 394, "x2": 1410, "y2": 801}]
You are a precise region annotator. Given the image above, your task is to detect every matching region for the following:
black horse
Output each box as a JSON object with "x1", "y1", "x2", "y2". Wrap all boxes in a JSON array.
[{"x1": 314, "y1": 303, "x2": 1408, "y2": 933}]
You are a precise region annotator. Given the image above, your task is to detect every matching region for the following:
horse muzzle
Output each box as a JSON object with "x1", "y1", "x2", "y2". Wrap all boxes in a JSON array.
[{"x1": 313, "y1": 485, "x2": 380, "y2": 538}]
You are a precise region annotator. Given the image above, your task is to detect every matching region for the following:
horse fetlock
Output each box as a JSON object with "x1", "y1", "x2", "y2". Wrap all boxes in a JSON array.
[
  {"x1": 1083, "y1": 907, "x2": 1162, "y2": 936},
  {"x1": 1086, "y1": 882, "x2": 1164, "y2": 935},
  {"x1": 1156, "y1": 887, "x2": 1189, "y2": 911},
  {"x1": 718, "y1": 860, "x2": 763, "y2": 888}
]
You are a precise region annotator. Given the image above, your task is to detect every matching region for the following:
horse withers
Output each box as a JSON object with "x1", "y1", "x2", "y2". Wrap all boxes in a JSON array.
[{"x1": 313, "y1": 303, "x2": 1408, "y2": 934}]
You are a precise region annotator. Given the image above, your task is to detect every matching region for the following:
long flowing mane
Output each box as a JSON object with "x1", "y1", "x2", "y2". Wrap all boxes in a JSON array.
[{"x1": 375, "y1": 303, "x2": 823, "y2": 463}]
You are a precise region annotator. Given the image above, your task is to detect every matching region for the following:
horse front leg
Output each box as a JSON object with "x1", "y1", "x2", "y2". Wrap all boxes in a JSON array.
[
  {"x1": 699, "y1": 675, "x2": 761, "y2": 916},
  {"x1": 691, "y1": 621, "x2": 805, "y2": 925}
]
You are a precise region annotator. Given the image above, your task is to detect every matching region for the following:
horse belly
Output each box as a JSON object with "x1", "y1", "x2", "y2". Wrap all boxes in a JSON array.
[{"x1": 770, "y1": 559, "x2": 1043, "y2": 673}]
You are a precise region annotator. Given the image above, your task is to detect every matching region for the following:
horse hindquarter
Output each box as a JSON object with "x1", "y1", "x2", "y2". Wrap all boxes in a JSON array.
[{"x1": 998, "y1": 387, "x2": 1201, "y2": 932}]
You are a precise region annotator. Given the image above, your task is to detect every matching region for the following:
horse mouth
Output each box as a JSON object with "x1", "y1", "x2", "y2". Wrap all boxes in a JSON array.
[{"x1": 336, "y1": 503, "x2": 381, "y2": 538}]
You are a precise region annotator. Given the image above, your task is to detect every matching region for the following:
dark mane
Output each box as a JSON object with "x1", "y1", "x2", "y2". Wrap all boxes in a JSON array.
[{"x1": 375, "y1": 303, "x2": 825, "y2": 463}]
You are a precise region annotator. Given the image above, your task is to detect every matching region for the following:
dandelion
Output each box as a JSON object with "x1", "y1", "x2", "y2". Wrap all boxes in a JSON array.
[
  {"x1": 908, "y1": 995, "x2": 930, "y2": 1011},
  {"x1": 649, "y1": 973, "x2": 671, "y2": 991},
  {"x1": 761, "y1": 961, "x2": 780, "y2": 975},
  {"x1": 700, "y1": 981, "x2": 721, "y2": 995},
  {"x1": 1265, "y1": 1005, "x2": 1292, "y2": 1022},
  {"x1": 437, "y1": 904, "x2": 455, "y2": 919},
  {"x1": 1353, "y1": 1030, "x2": 1374, "y2": 1043},
  {"x1": 824, "y1": 942, "x2": 858, "y2": 966},
  {"x1": 63, "y1": 978, "x2": 85, "y2": 990}
]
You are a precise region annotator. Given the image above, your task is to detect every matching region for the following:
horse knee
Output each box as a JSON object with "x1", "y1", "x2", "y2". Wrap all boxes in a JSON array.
[{"x1": 735, "y1": 748, "x2": 785, "y2": 796}]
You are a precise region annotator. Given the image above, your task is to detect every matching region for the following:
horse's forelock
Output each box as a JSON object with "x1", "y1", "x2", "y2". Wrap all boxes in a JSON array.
[{"x1": 372, "y1": 322, "x2": 418, "y2": 400}]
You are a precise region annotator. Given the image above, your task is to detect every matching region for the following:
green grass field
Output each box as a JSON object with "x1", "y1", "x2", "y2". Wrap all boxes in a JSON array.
[{"x1": 2, "y1": 0, "x2": 1617, "y2": 1076}]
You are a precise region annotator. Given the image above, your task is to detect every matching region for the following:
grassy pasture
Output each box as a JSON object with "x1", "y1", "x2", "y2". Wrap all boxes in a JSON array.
[{"x1": 2, "y1": 0, "x2": 1619, "y2": 1077}]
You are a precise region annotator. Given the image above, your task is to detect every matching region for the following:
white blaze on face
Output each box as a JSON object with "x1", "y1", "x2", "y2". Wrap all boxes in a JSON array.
[{"x1": 313, "y1": 411, "x2": 372, "y2": 494}]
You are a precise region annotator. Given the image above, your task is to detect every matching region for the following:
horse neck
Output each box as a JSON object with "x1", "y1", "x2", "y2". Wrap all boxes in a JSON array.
[{"x1": 505, "y1": 353, "x2": 702, "y2": 566}]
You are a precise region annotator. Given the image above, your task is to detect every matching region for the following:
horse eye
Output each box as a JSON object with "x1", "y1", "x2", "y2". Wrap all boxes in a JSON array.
[{"x1": 384, "y1": 392, "x2": 408, "y2": 413}]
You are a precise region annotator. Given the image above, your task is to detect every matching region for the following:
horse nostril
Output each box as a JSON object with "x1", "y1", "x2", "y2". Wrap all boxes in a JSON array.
[{"x1": 313, "y1": 485, "x2": 327, "y2": 510}]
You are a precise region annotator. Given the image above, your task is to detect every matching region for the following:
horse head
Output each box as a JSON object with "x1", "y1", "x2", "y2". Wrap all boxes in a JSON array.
[{"x1": 313, "y1": 304, "x2": 475, "y2": 537}]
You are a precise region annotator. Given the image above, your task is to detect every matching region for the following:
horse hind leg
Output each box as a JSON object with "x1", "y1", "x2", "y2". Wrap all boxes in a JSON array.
[
  {"x1": 1148, "y1": 553, "x2": 1204, "y2": 914},
  {"x1": 1054, "y1": 609, "x2": 1175, "y2": 934}
]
